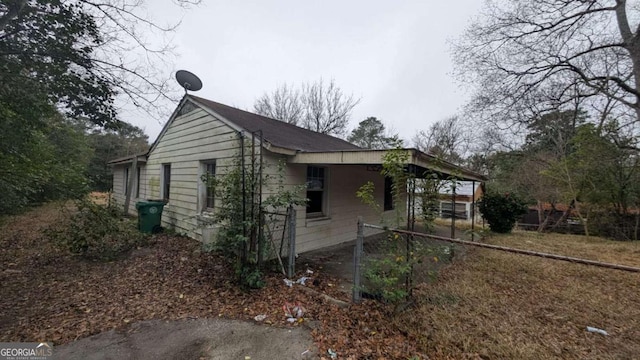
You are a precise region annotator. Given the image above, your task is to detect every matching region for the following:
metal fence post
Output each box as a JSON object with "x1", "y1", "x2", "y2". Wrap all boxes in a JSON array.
[
  {"x1": 406, "y1": 232, "x2": 414, "y2": 297},
  {"x1": 287, "y1": 205, "x2": 296, "y2": 278},
  {"x1": 353, "y1": 216, "x2": 364, "y2": 303}
]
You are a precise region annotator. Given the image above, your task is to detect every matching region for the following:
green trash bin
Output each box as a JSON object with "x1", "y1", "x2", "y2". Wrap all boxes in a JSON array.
[{"x1": 135, "y1": 200, "x2": 166, "y2": 233}]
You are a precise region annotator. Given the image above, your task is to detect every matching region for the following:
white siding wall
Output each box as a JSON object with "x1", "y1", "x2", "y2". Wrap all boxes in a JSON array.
[
  {"x1": 111, "y1": 105, "x2": 405, "y2": 252},
  {"x1": 286, "y1": 164, "x2": 406, "y2": 254},
  {"x1": 111, "y1": 164, "x2": 146, "y2": 215},
  {"x1": 144, "y1": 107, "x2": 247, "y2": 238},
  {"x1": 114, "y1": 148, "x2": 406, "y2": 252}
]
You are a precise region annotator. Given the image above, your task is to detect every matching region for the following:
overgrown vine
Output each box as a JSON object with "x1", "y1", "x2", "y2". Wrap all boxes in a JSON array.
[
  {"x1": 355, "y1": 145, "x2": 449, "y2": 304},
  {"x1": 199, "y1": 142, "x2": 306, "y2": 288}
]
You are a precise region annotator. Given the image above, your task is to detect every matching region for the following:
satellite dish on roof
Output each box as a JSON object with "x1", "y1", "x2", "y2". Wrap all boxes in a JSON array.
[{"x1": 175, "y1": 70, "x2": 203, "y2": 93}]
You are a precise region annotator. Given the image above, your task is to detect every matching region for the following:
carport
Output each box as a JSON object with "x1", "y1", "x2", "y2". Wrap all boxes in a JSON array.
[{"x1": 289, "y1": 148, "x2": 487, "y2": 238}]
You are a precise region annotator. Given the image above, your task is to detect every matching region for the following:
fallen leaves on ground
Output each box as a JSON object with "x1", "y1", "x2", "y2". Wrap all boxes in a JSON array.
[{"x1": 0, "y1": 203, "x2": 424, "y2": 359}]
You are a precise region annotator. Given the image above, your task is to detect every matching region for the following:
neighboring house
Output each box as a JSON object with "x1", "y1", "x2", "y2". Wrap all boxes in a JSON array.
[
  {"x1": 438, "y1": 182, "x2": 484, "y2": 222},
  {"x1": 520, "y1": 202, "x2": 580, "y2": 228},
  {"x1": 109, "y1": 95, "x2": 485, "y2": 254}
]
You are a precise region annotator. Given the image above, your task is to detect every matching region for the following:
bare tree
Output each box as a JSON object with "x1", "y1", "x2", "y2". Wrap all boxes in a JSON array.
[
  {"x1": 254, "y1": 79, "x2": 359, "y2": 136},
  {"x1": 412, "y1": 116, "x2": 469, "y2": 164},
  {"x1": 454, "y1": 0, "x2": 640, "y2": 146},
  {"x1": 0, "y1": 0, "x2": 200, "y2": 127},
  {"x1": 301, "y1": 79, "x2": 359, "y2": 136},
  {"x1": 253, "y1": 84, "x2": 303, "y2": 125}
]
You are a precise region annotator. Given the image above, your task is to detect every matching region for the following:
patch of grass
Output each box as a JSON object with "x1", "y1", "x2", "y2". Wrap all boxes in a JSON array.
[
  {"x1": 423, "y1": 292, "x2": 460, "y2": 306},
  {"x1": 396, "y1": 231, "x2": 640, "y2": 359},
  {"x1": 486, "y1": 230, "x2": 640, "y2": 267},
  {"x1": 433, "y1": 218, "x2": 484, "y2": 232},
  {"x1": 89, "y1": 191, "x2": 110, "y2": 206},
  {"x1": 7, "y1": 202, "x2": 639, "y2": 358}
]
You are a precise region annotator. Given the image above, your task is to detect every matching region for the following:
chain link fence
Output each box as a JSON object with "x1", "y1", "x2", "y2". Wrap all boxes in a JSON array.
[
  {"x1": 353, "y1": 218, "x2": 456, "y2": 303},
  {"x1": 352, "y1": 217, "x2": 640, "y2": 304}
]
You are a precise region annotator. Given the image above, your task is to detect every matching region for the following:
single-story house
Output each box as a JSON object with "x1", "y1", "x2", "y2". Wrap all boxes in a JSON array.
[
  {"x1": 109, "y1": 95, "x2": 485, "y2": 254},
  {"x1": 438, "y1": 181, "x2": 484, "y2": 221}
]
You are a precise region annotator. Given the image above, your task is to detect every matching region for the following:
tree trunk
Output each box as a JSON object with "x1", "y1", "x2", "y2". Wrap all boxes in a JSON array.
[
  {"x1": 615, "y1": 1, "x2": 640, "y2": 124},
  {"x1": 537, "y1": 204, "x2": 555, "y2": 232},
  {"x1": 634, "y1": 210, "x2": 639, "y2": 241},
  {"x1": 537, "y1": 200, "x2": 544, "y2": 224},
  {"x1": 551, "y1": 200, "x2": 575, "y2": 230},
  {"x1": 574, "y1": 202, "x2": 589, "y2": 237}
]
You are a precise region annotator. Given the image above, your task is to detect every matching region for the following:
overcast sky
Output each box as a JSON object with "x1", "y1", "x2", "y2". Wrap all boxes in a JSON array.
[{"x1": 126, "y1": 1, "x2": 483, "y2": 143}]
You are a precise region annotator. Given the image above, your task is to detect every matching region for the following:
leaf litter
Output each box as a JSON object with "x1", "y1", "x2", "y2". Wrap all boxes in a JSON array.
[{"x1": 0, "y1": 202, "x2": 424, "y2": 359}]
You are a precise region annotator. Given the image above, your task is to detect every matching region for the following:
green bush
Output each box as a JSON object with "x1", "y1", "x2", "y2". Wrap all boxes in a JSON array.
[
  {"x1": 363, "y1": 259, "x2": 412, "y2": 303},
  {"x1": 237, "y1": 266, "x2": 266, "y2": 289},
  {"x1": 478, "y1": 192, "x2": 528, "y2": 233},
  {"x1": 47, "y1": 198, "x2": 148, "y2": 260},
  {"x1": 363, "y1": 233, "x2": 448, "y2": 304}
]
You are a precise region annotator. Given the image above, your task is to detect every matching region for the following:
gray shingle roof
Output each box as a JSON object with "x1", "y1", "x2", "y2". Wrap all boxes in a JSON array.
[{"x1": 189, "y1": 95, "x2": 361, "y2": 152}]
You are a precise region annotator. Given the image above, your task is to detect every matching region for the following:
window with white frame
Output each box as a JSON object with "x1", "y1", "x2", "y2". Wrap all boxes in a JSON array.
[
  {"x1": 162, "y1": 163, "x2": 171, "y2": 201},
  {"x1": 440, "y1": 201, "x2": 468, "y2": 219},
  {"x1": 200, "y1": 160, "x2": 216, "y2": 211}
]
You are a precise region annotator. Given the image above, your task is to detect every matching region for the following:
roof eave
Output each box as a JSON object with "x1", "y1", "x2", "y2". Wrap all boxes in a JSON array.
[
  {"x1": 288, "y1": 149, "x2": 487, "y2": 182},
  {"x1": 412, "y1": 150, "x2": 487, "y2": 182},
  {"x1": 263, "y1": 142, "x2": 297, "y2": 155},
  {"x1": 107, "y1": 155, "x2": 147, "y2": 166}
]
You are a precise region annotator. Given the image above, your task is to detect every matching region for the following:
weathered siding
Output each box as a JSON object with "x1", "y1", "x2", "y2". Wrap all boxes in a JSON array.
[
  {"x1": 286, "y1": 164, "x2": 406, "y2": 254},
  {"x1": 111, "y1": 164, "x2": 146, "y2": 215},
  {"x1": 110, "y1": 110, "x2": 284, "y2": 241},
  {"x1": 110, "y1": 103, "x2": 405, "y2": 254},
  {"x1": 143, "y1": 107, "x2": 248, "y2": 238}
]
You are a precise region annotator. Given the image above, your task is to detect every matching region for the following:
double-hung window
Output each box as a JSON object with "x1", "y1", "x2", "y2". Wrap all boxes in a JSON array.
[
  {"x1": 201, "y1": 161, "x2": 216, "y2": 211},
  {"x1": 306, "y1": 166, "x2": 326, "y2": 217},
  {"x1": 162, "y1": 164, "x2": 171, "y2": 201}
]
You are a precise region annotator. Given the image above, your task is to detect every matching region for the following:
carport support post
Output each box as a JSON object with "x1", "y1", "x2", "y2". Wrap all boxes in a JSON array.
[
  {"x1": 123, "y1": 157, "x2": 137, "y2": 215},
  {"x1": 471, "y1": 180, "x2": 476, "y2": 241},
  {"x1": 451, "y1": 180, "x2": 456, "y2": 239},
  {"x1": 287, "y1": 205, "x2": 296, "y2": 278},
  {"x1": 353, "y1": 216, "x2": 364, "y2": 304}
]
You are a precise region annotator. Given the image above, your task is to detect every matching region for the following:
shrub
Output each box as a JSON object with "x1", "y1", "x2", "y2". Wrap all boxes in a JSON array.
[
  {"x1": 587, "y1": 210, "x2": 640, "y2": 241},
  {"x1": 238, "y1": 266, "x2": 266, "y2": 289},
  {"x1": 362, "y1": 233, "x2": 449, "y2": 305},
  {"x1": 47, "y1": 198, "x2": 148, "y2": 260},
  {"x1": 363, "y1": 246, "x2": 412, "y2": 304},
  {"x1": 479, "y1": 192, "x2": 528, "y2": 233}
]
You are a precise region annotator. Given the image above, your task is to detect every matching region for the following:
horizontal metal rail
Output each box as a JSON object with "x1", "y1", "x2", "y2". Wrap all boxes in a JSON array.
[
  {"x1": 262, "y1": 211, "x2": 288, "y2": 216},
  {"x1": 363, "y1": 223, "x2": 640, "y2": 273}
]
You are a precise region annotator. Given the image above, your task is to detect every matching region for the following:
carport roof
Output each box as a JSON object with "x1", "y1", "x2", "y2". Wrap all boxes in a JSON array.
[
  {"x1": 107, "y1": 153, "x2": 147, "y2": 165},
  {"x1": 288, "y1": 148, "x2": 487, "y2": 182}
]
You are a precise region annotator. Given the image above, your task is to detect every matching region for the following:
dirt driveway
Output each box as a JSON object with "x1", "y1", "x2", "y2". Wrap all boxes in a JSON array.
[{"x1": 54, "y1": 318, "x2": 315, "y2": 360}]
